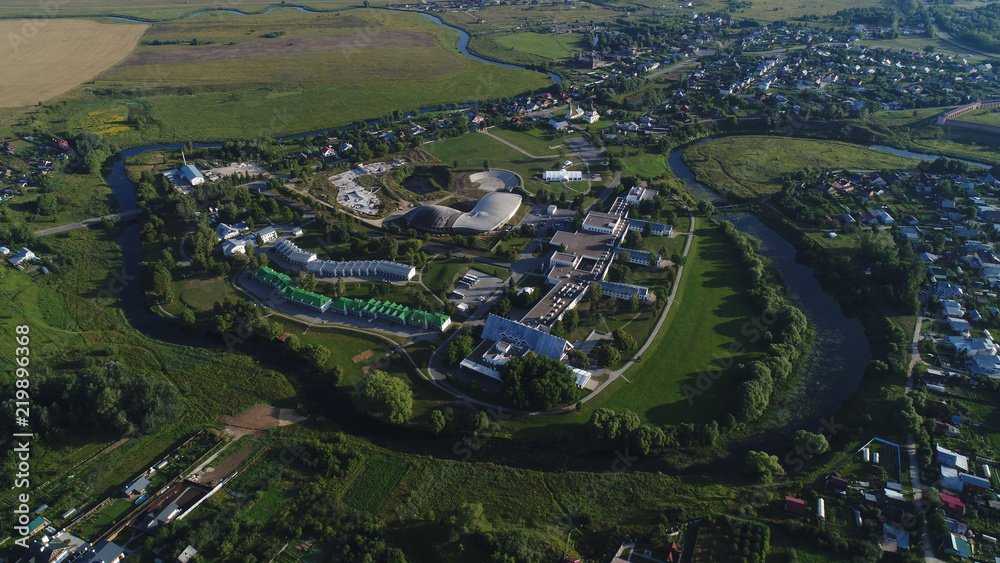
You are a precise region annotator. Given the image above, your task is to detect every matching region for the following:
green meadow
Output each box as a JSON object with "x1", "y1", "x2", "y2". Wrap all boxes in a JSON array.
[
  {"x1": 494, "y1": 32, "x2": 582, "y2": 60},
  {"x1": 683, "y1": 136, "x2": 923, "y2": 199}
]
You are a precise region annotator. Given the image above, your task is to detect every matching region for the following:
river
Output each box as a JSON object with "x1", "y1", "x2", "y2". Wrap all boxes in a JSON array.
[{"x1": 667, "y1": 146, "x2": 872, "y2": 463}]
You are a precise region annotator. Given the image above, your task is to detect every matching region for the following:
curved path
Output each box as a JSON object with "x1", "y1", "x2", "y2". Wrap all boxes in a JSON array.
[{"x1": 479, "y1": 128, "x2": 561, "y2": 159}]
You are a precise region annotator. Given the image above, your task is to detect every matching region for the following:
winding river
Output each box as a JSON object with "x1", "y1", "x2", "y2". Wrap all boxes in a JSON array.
[{"x1": 668, "y1": 147, "x2": 872, "y2": 463}]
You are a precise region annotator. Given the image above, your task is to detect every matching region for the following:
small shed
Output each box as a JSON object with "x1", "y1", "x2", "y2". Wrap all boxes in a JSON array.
[{"x1": 785, "y1": 496, "x2": 806, "y2": 517}]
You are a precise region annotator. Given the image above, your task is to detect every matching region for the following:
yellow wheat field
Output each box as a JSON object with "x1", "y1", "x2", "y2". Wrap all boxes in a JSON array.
[{"x1": 0, "y1": 19, "x2": 147, "y2": 107}]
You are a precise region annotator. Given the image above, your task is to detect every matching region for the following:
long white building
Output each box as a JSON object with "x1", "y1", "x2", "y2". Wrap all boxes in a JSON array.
[{"x1": 273, "y1": 239, "x2": 416, "y2": 280}]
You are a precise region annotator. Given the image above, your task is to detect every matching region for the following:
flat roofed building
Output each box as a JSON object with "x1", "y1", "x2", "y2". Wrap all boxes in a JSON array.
[{"x1": 582, "y1": 211, "x2": 625, "y2": 234}]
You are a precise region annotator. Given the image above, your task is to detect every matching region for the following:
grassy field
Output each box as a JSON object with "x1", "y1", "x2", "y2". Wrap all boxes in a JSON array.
[
  {"x1": 487, "y1": 126, "x2": 568, "y2": 157},
  {"x1": 0, "y1": 19, "x2": 147, "y2": 107},
  {"x1": 683, "y1": 136, "x2": 923, "y2": 199},
  {"x1": 168, "y1": 274, "x2": 241, "y2": 313},
  {"x1": 424, "y1": 132, "x2": 592, "y2": 196},
  {"x1": 697, "y1": 0, "x2": 882, "y2": 22},
  {"x1": 37, "y1": 9, "x2": 551, "y2": 141},
  {"x1": 343, "y1": 455, "x2": 410, "y2": 514},
  {"x1": 583, "y1": 221, "x2": 765, "y2": 426},
  {"x1": 494, "y1": 32, "x2": 581, "y2": 60}
]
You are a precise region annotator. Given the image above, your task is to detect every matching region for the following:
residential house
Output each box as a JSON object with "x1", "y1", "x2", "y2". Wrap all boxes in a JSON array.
[
  {"x1": 943, "y1": 533, "x2": 972, "y2": 559},
  {"x1": 947, "y1": 336, "x2": 996, "y2": 356},
  {"x1": 255, "y1": 226, "x2": 278, "y2": 244},
  {"x1": 947, "y1": 317, "x2": 971, "y2": 336},
  {"x1": 121, "y1": 476, "x2": 151, "y2": 497},
  {"x1": 941, "y1": 492, "x2": 965, "y2": 517},
  {"x1": 79, "y1": 540, "x2": 124, "y2": 563},
  {"x1": 8, "y1": 247, "x2": 35, "y2": 267},
  {"x1": 548, "y1": 119, "x2": 569, "y2": 131},
  {"x1": 960, "y1": 472, "x2": 991, "y2": 493},
  {"x1": 936, "y1": 444, "x2": 970, "y2": 471},
  {"x1": 214, "y1": 223, "x2": 244, "y2": 241}
]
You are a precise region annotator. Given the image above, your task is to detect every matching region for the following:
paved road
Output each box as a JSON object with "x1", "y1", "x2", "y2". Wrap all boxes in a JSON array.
[{"x1": 34, "y1": 208, "x2": 142, "y2": 236}]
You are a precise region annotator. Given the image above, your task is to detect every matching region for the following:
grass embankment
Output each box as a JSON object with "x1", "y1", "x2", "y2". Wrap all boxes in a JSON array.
[
  {"x1": 683, "y1": 136, "x2": 923, "y2": 200},
  {"x1": 587, "y1": 221, "x2": 766, "y2": 425}
]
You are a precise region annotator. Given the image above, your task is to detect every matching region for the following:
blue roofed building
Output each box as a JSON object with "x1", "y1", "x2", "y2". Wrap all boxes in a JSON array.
[{"x1": 180, "y1": 164, "x2": 204, "y2": 186}]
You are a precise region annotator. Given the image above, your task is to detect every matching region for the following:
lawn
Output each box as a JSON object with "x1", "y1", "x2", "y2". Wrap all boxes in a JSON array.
[
  {"x1": 424, "y1": 132, "x2": 592, "y2": 197},
  {"x1": 697, "y1": 0, "x2": 882, "y2": 22},
  {"x1": 494, "y1": 31, "x2": 582, "y2": 60},
  {"x1": 683, "y1": 136, "x2": 923, "y2": 200},
  {"x1": 487, "y1": 126, "x2": 568, "y2": 157},
  {"x1": 581, "y1": 221, "x2": 767, "y2": 426},
  {"x1": 170, "y1": 274, "x2": 241, "y2": 312}
]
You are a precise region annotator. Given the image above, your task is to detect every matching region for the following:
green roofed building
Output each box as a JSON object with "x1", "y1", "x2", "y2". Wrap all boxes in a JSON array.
[
  {"x1": 251, "y1": 266, "x2": 331, "y2": 313},
  {"x1": 330, "y1": 297, "x2": 451, "y2": 331}
]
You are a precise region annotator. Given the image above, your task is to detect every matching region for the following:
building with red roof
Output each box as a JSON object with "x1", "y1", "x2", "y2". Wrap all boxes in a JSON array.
[
  {"x1": 785, "y1": 496, "x2": 807, "y2": 517},
  {"x1": 940, "y1": 491, "x2": 965, "y2": 518}
]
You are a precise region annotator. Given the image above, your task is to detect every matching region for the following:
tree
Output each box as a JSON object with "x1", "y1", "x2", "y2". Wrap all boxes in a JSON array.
[
  {"x1": 501, "y1": 353, "x2": 576, "y2": 410},
  {"x1": 301, "y1": 344, "x2": 331, "y2": 371},
  {"x1": 429, "y1": 409, "x2": 447, "y2": 435},
  {"x1": 612, "y1": 329, "x2": 637, "y2": 352},
  {"x1": 594, "y1": 344, "x2": 621, "y2": 366},
  {"x1": 354, "y1": 370, "x2": 413, "y2": 424},
  {"x1": 623, "y1": 230, "x2": 643, "y2": 250},
  {"x1": 563, "y1": 309, "x2": 579, "y2": 333},
  {"x1": 630, "y1": 293, "x2": 640, "y2": 313},
  {"x1": 36, "y1": 193, "x2": 58, "y2": 216},
  {"x1": 491, "y1": 297, "x2": 512, "y2": 318},
  {"x1": 567, "y1": 349, "x2": 589, "y2": 368},
  {"x1": 608, "y1": 263, "x2": 632, "y2": 283},
  {"x1": 483, "y1": 160, "x2": 490, "y2": 171},
  {"x1": 444, "y1": 333, "x2": 475, "y2": 367},
  {"x1": 789, "y1": 429, "x2": 830, "y2": 459},
  {"x1": 745, "y1": 450, "x2": 784, "y2": 483}
]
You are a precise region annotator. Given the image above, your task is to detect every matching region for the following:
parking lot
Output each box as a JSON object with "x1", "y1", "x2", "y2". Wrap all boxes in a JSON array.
[
  {"x1": 519, "y1": 203, "x2": 578, "y2": 234},
  {"x1": 448, "y1": 269, "x2": 506, "y2": 317}
]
